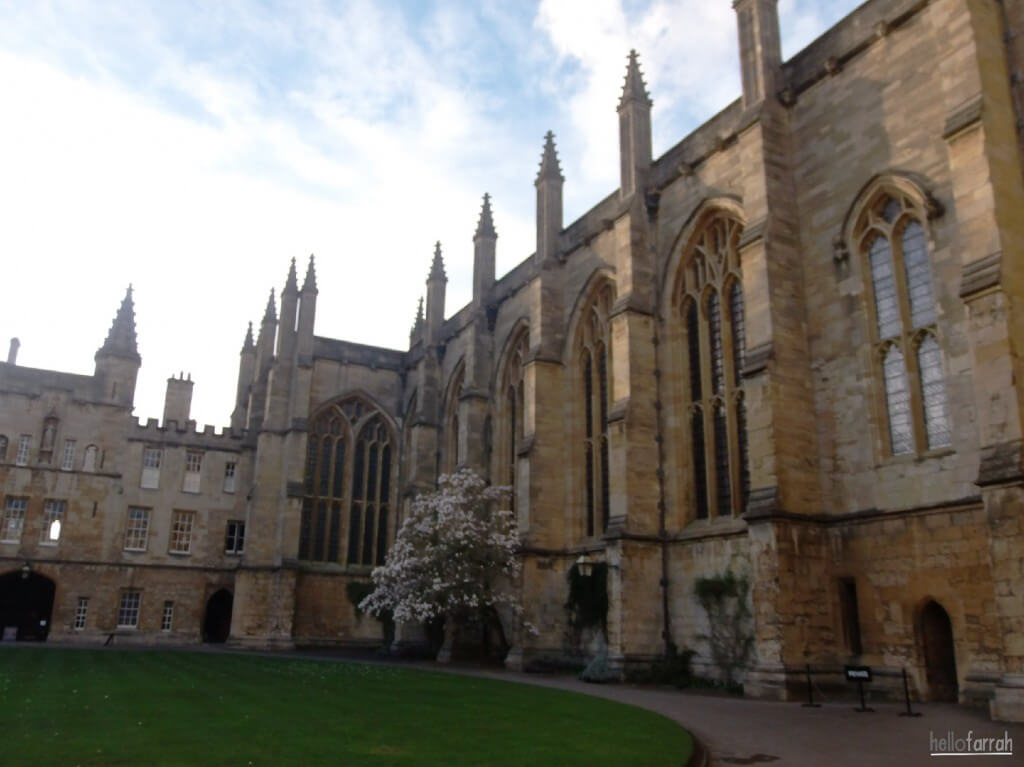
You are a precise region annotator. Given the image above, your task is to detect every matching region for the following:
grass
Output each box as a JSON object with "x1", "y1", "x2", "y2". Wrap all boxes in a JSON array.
[{"x1": 0, "y1": 647, "x2": 693, "y2": 767}]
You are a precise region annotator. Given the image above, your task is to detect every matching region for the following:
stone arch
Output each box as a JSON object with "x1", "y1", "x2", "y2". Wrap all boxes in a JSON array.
[
  {"x1": 562, "y1": 268, "x2": 617, "y2": 364},
  {"x1": 660, "y1": 195, "x2": 746, "y2": 316},
  {"x1": 917, "y1": 598, "x2": 959, "y2": 702},
  {"x1": 0, "y1": 568, "x2": 56, "y2": 641},
  {"x1": 202, "y1": 588, "x2": 233, "y2": 643},
  {"x1": 841, "y1": 170, "x2": 944, "y2": 250},
  {"x1": 441, "y1": 359, "x2": 465, "y2": 474}
]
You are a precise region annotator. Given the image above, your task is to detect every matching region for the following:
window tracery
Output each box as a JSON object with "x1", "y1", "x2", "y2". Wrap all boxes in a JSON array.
[
  {"x1": 677, "y1": 213, "x2": 749, "y2": 520},
  {"x1": 299, "y1": 397, "x2": 394, "y2": 566},
  {"x1": 499, "y1": 330, "x2": 528, "y2": 517},
  {"x1": 578, "y1": 283, "x2": 614, "y2": 536},
  {"x1": 856, "y1": 191, "x2": 950, "y2": 455}
]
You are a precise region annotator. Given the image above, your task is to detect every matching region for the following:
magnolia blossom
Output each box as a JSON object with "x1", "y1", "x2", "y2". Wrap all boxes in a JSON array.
[{"x1": 359, "y1": 469, "x2": 525, "y2": 628}]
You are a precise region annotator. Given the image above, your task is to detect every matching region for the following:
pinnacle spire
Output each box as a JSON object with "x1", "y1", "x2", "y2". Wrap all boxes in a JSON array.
[
  {"x1": 262, "y1": 288, "x2": 277, "y2": 324},
  {"x1": 302, "y1": 254, "x2": 317, "y2": 293},
  {"x1": 283, "y1": 257, "x2": 298, "y2": 294},
  {"x1": 415, "y1": 296, "x2": 424, "y2": 328},
  {"x1": 536, "y1": 131, "x2": 564, "y2": 184},
  {"x1": 474, "y1": 193, "x2": 497, "y2": 239},
  {"x1": 243, "y1": 322, "x2": 255, "y2": 350},
  {"x1": 618, "y1": 49, "x2": 652, "y2": 110},
  {"x1": 98, "y1": 285, "x2": 140, "y2": 360},
  {"x1": 429, "y1": 241, "x2": 446, "y2": 281}
]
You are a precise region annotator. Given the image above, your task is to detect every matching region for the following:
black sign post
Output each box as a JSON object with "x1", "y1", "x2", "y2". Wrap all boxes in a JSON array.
[{"x1": 845, "y1": 665, "x2": 874, "y2": 713}]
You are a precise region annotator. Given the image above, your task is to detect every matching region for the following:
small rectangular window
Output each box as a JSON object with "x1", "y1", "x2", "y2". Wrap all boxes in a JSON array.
[
  {"x1": 40, "y1": 499, "x2": 66, "y2": 545},
  {"x1": 73, "y1": 597, "x2": 89, "y2": 630},
  {"x1": 839, "y1": 578, "x2": 863, "y2": 656},
  {"x1": 223, "y1": 461, "x2": 237, "y2": 493},
  {"x1": 225, "y1": 520, "x2": 245, "y2": 554},
  {"x1": 1, "y1": 497, "x2": 27, "y2": 543},
  {"x1": 169, "y1": 510, "x2": 195, "y2": 554},
  {"x1": 183, "y1": 451, "x2": 202, "y2": 493},
  {"x1": 15, "y1": 435, "x2": 31, "y2": 466},
  {"x1": 117, "y1": 591, "x2": 141, "y2": 628},
  {"x1": 124, "y1": 507, "x2": 150, "y2": 551},
  {"x1": 161, "y1": 601, "x2": 174, "y2": 632},
  {"x1": 61, "y1": 440, "x2": 76, "y2": 471},
  {"x1": 141, "y1": 447, "x2": 162, "y2": 489}
]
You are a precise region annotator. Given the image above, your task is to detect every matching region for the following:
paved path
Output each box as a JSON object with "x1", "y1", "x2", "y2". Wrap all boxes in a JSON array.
[{"x1": 354, "y1": 658, "x2": 1024, "y2": 766}]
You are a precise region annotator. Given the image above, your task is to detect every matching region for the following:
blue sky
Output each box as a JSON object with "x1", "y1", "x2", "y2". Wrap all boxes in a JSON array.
[{"x1": 0, "y1": 0, "x2": 863, "y2": 427}]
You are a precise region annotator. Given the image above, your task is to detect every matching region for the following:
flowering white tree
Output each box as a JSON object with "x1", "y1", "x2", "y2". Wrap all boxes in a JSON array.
[{"x1": 359, "y1": 469, "x2": 526, "y2": 657}]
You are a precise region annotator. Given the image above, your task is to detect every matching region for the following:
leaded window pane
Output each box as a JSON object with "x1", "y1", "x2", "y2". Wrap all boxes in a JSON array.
[
  {"x1": 870, "y1": 236, "x2": 901, "y2": 339},
  {"x1": 347, "y1": 505, "x2": 361, "y2": 563},
  {"x1": 882, "y1": 197, "x2": 901, "y2": 223},
  {"x1": 585, "y1": 443, "x2": 595, "y2": 537},
  {"x1": 299, "y1": 498, "x2": 312, "y2": 559},
  {"x1": 714, "y1": 404, "x2": 731, "y2": 516},
  {"x1": 918, "y1": 335, "x2": 952, "y2": 449},
  {"x1": 362, "y1": 508, "x2": 375, "y2": 565},
  {"x1": 376, "y1": 508, "x2": 388, "y2": 566},
  {"x1": 318, "y1": 436, "x2": 333, "y2": 497},
  {"x1": 692, "y1": 410, "x2": 708, "y2": 520},
  {"x1": 686, "y1": 302, "x2": 702, "y2": 401},
  {"x1": 737, "y1": 398, "x2": 750, "y2": 512},
  {"x1": 902, "y1": 222, "x2": 936, "y2": 329},
  {"x1": 332, "y1": 439, "x2": 346, "y2": 498},
  {"x1": 709, "y1": 291, "x2": 724, "y2": 394},
  {"x1": 328, "y1": 502, "x2": 341, "y2": 562},
  {"x1": 883, "y1": 346, "x2": 913, "y2": 455},
  {"x1": 730, "y1": 282, "x2": 745, "y2": 386},
  {"x1": 598, "y1": 346, "x2": 609, "y2": 531}
]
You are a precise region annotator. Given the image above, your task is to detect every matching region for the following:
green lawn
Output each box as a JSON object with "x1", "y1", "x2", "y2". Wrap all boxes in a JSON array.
[{"x1": 0, "y1": 647, "x2": 693, "y2": 766}]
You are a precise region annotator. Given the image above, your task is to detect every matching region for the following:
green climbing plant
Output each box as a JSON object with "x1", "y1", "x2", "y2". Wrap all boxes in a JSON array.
[{"x1": 693, "y1": 570, "x2": 754, "y2": 688}]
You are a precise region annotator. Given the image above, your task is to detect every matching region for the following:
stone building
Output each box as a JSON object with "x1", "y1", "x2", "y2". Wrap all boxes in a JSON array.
[{"x1": 1, "y1": 0, "x2": 1022, "y2": 721}]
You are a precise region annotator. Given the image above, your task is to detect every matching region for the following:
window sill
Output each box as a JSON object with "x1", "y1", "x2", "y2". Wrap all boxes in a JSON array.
[
  {"x1": 123, "y1": 547, "x2": 148, "y2": 553},
  {"x1": 0, "y1": 539, "x2": 22, "y2": 545},
  {"x1": 168, "y1": 550, "x2": 192, "y2": 557},
  {"x1": 224, "y1": 551, "x2": 244, "y2": 556},
  {"x1": 38, "y1": 542, "x2": 58, "y2": 548},
  {"x1": 878, "y1": 446, "x2": 955, "y2": 466}
]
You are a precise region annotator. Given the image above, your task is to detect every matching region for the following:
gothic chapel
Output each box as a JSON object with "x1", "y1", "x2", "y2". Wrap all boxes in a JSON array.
[{"x1": 2, "y1": 0, "x2": 1024, "y2": 721}]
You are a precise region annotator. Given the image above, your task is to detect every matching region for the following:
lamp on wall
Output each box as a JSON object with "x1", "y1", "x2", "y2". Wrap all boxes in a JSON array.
[
  {"x1": 20, "y1": 561, "x2": 31, "y2": 580},
  {"x1": 575, "y1": 554, "x2": 594, "y2": 578}
]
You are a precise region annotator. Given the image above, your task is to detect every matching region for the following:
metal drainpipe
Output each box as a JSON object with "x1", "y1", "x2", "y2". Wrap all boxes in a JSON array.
[{"x1": 646, "y1": 190, "x2": 676, "y2": 658}]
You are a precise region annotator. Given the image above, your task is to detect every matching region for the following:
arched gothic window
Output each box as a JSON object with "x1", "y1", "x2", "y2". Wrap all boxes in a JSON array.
[
  {"x1": 442, "y1": 366, "x2": 464, "y2": 475},
  {"x1": 299, "y1": 398, "x2": 395, "y2": 566},
  {"x1": 677, "y1": 214, "x2": 749, "y2": 520},
  {"x1": 857, "y1": 192, "x2": 950, "y2": 454},
  {"x1": 499, "y1": 329, "x2": 528, "y2": 517},
  {"x1": 578, "y1": 283, "x2": 614, "y2": 536}
]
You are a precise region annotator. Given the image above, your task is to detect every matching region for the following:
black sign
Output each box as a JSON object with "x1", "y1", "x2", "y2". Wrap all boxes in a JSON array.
[{"x1": 845, "y1": 665, "x2": 872, "y2": 682}]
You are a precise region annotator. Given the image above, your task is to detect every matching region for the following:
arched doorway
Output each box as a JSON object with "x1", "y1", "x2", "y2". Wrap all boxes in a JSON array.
[
  {"x1": 0, "y1": 570, "x2": 56, "y2": 641},
  {"x1": 920, "y1": 600, "x2": 958, "y2": 702},
  {"x1": 202, "y1": 589, "x2": 233, "y2": 643}
]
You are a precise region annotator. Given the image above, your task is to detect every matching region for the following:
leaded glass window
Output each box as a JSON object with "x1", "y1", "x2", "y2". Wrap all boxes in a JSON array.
[
  {"x1": 501, "y1": 330, "x2": 528, "y2": 519},
  {"x1": 299, "y1": 398, "x2": 395, "y2": 566},
  {"x1": 855, "y1": 191, "x2": 950, "y2": 456},
  {"x1": 676, "y1": 213, "x2": 749, "y2": 520},
  {"x1": 578, "y1": 283, "x2": 614, "y2": 536}
]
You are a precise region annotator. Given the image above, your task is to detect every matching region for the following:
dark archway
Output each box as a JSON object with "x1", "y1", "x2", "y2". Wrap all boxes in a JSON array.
[
  {"x1": 0, "y1": 570, "x2": 56, "y2": 641},
  {"x1": 202, "y1": 589, "x2": 233, "y2": 643},
  {"x1": 920, "y1": 600, "x2": 958, "y2": 702}
]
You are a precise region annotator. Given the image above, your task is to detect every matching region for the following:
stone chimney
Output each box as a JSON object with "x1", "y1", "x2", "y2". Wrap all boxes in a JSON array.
[
  {"x1": 163, "y1": 372, "x2": 194, "y2": 428},
  {"x1": 7, "y1": 338, "x2": 18, "y2": 365}
]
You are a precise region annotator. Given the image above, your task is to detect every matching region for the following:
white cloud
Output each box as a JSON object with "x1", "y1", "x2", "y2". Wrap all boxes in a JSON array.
[{"x1": 0, "y1": 1, "x2": 863, "y2": 427}]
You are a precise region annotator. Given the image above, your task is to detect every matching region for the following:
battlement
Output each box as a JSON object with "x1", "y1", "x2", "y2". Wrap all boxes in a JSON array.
[{"x1": 129, "y1": 416, "x2": 249, "y2": 451}]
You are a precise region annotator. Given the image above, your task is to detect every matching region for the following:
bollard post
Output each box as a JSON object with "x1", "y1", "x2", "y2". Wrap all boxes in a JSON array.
[
  {"x1": 854, "y1": 678, "x2": 875, "y2": 713},
  {"x1": 801, "y1": 664, "x2": 820, "y2": 708},
  {"x1": 898, "y1": 668, "x2": 922, "y2": 717}
]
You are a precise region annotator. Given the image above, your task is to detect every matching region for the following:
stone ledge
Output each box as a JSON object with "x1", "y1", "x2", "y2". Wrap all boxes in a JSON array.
[
  {"x1": 977, "y1": 440, "x2": 1024, "y2": 487},
  {"x1": 943, "y1": 94, "x2": 984, "y2": 140},
  {"x1": 959, "y1": 251, "x2": 1002, "y2": 299}
]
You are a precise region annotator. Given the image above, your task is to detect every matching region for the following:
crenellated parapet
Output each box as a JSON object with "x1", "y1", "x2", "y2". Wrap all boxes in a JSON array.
[{"x1": 129, "y1": 416, "x2": 250, "y2": 450}]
